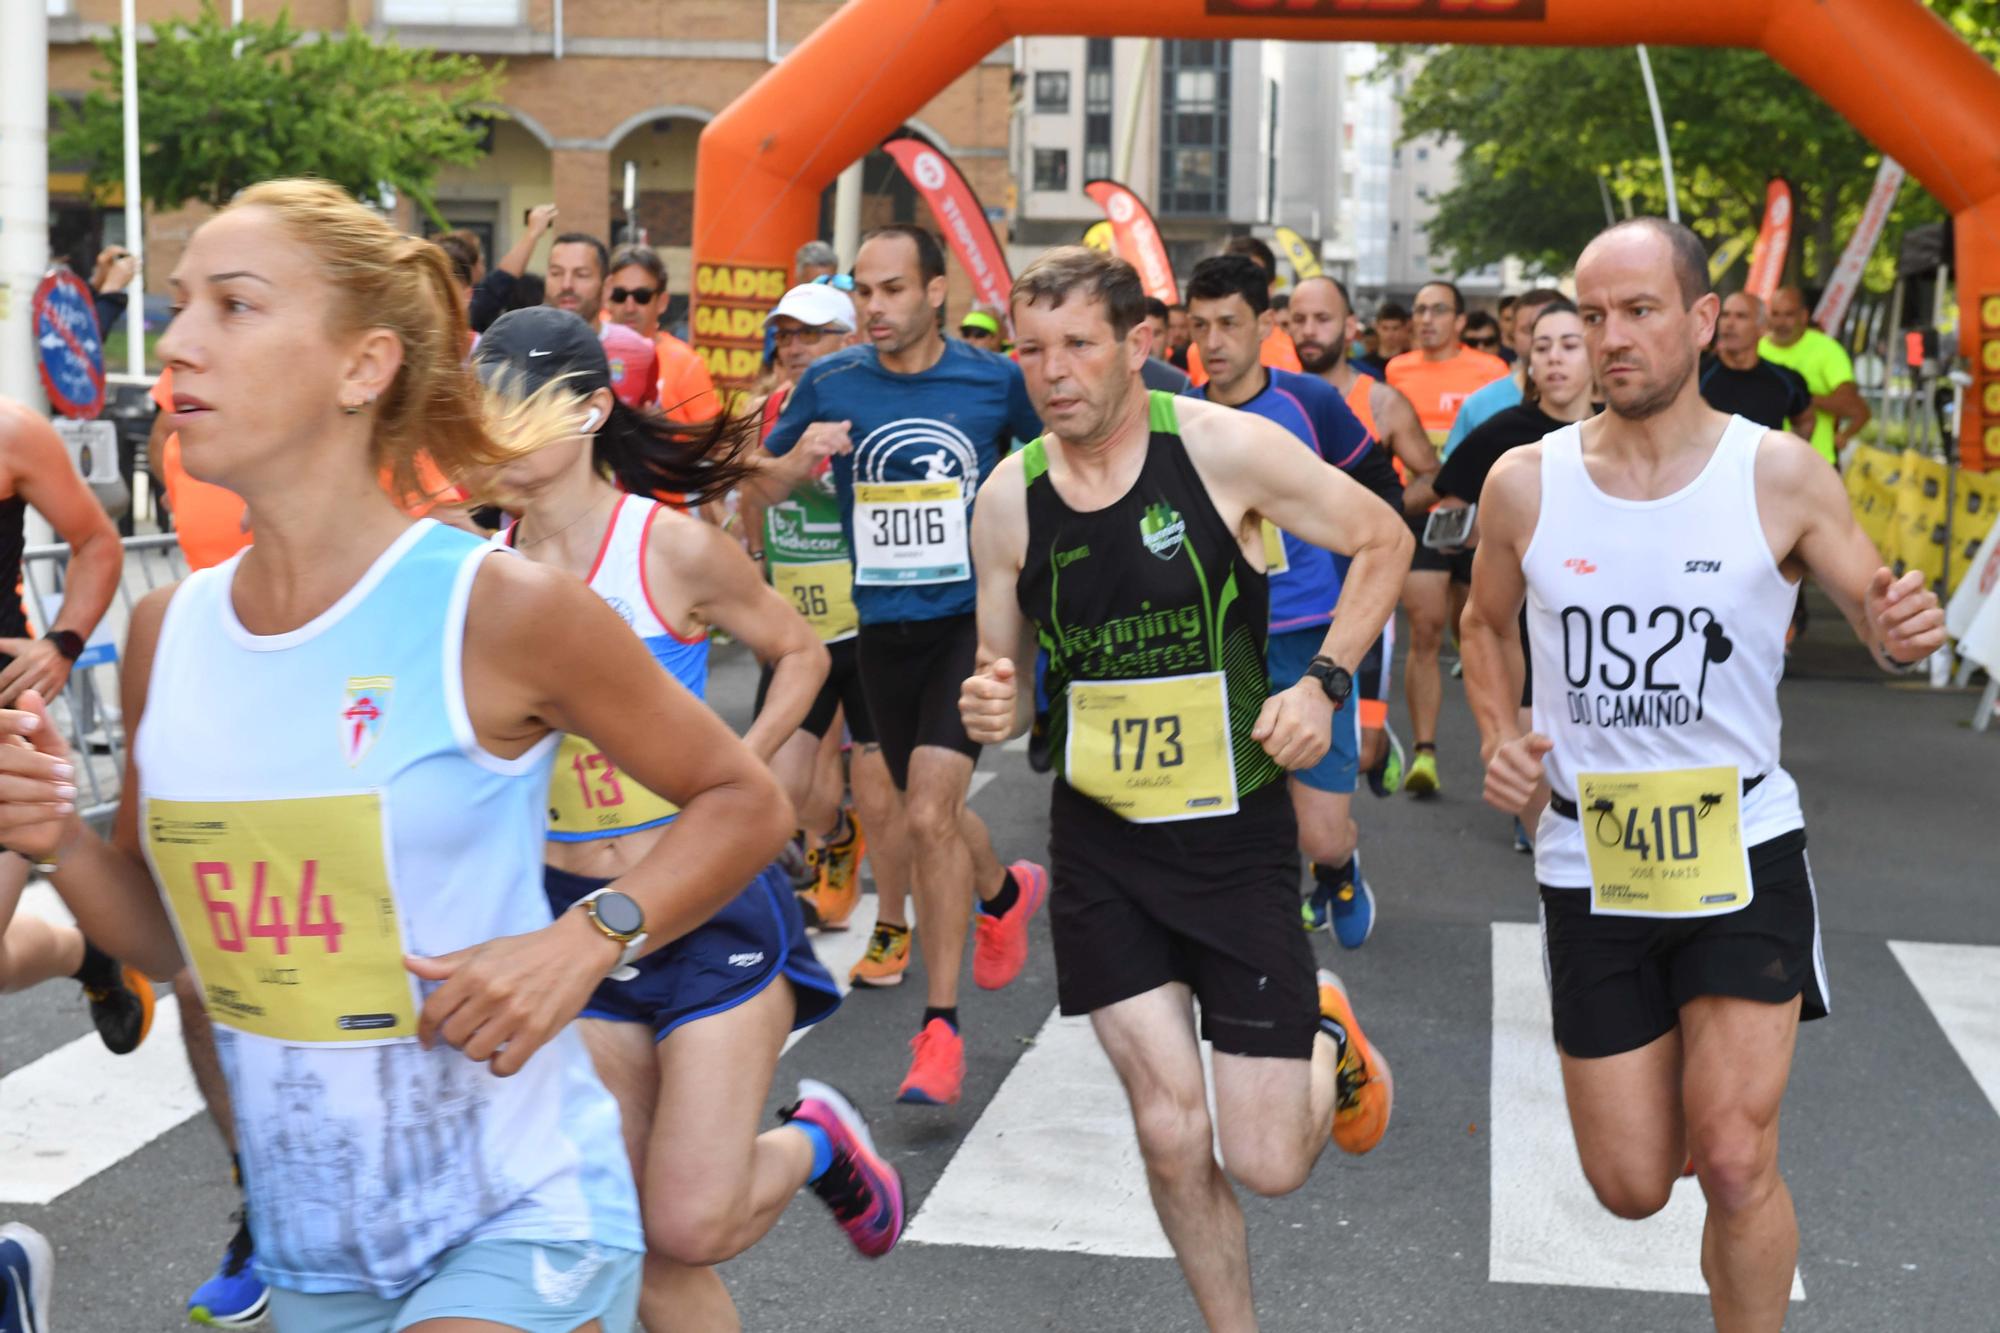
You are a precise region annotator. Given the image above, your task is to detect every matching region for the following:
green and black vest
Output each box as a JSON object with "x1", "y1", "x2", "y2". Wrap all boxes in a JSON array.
[{"x1": 1016, "y1": 391, "x2": 1284, "y2": 806}]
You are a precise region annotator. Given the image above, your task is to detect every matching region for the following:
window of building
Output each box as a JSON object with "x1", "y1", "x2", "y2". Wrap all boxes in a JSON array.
[
  {"x1": 1084, "y1": 38, "x2": 1114, "y2": 184},
  {"x1": 1035, "y1": 71, "x2": 1071, "y2": 114},
  {"x1": 1416, "y1": 146, "x2": 1430, "y2": 161},
  {"x1": 46, "y1": 0, "x2": 72, "y2": 14},
  {"x1": 1159, "y1": 40, "x2": 1230, "y2": 216},
  {"x1": 1033, "y1": 148, "x2": 1070, "y2": 193},
  {"x1": 378, "y1": 0, "x2": 520, "y2": 23}
]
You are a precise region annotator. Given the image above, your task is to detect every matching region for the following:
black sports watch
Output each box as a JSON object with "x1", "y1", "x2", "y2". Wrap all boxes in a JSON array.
[
  {"x1": 1304, "y1": 656, "x2": 1353, "y2": 710},
  {"x1": 44, "y1": 630, "x2": 85, "y2": 662}
]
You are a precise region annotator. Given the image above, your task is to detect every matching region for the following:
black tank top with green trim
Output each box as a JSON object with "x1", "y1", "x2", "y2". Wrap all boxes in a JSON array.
[{"x1": 1016, "y1": 390, "x2": 1283, "y2": 802}]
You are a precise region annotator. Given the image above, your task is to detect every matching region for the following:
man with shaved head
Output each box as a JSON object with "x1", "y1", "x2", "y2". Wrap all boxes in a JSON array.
[
  {"x1": 1461, "y1": 216, "x2": 1943, "y2": 1333},
  {"x1": 1759, "y1": 285, "x2": 1870, "y2": 463},
  {"x1": 1700, "y1": 291, "x2": 1814, "y2": 436}
]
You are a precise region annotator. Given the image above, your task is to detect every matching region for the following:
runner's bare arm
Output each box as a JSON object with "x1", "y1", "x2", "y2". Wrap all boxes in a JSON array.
[
  {"x1": 748, "y1": 420, "x2": 852, "y2": 503},
  {"x1": 1758, "y1": 430, "x2": 1944, "y2": 666},
  {"x1": 669, "y1": 517, "x2": 829, "y2": 762},
  {"x1": 0, "y1": 585, "x2": 185, "y2": 979},
  {"x1": 1372, "y1": 380, "x2": 1440, "y2": 513},
  {"x1": 1460, "y1": 450, "x2": 1553, "y2": 815},
  {"x1": 0, "y1": 403, "x2": 122, "y2": 703},
  {"x1": 420, "y1": 555, "x2": 793, "y2": 1076},
  {"x1": 961, "y1": 453, "x2": 1034, "y2": 744}
]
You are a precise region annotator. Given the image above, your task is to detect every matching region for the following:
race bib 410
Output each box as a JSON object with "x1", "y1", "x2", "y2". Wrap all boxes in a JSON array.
[{"x1": 1577, "y1": 765, "x2": 1753, "y2": 918}]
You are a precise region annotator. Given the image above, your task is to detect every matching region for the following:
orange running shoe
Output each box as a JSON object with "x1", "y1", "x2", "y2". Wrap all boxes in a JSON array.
[
  {"x1": 1318, "y1": 969, "x2": 1392, "y2": 1154},
  {"x1": 972, "y1": 860, "x2": 1047, "y2": 991},
  {"x1": 895, "y1": 1018, "x2": 965, "y2": 1105},
  {"x1": 80, "y1": 945, "x2": 155, "y2": 1056},
  {"x1": 849, "y1": 922, "x2": 911, "y2": 989},
  {"x1": 814, "y1": 809, "x2": 866, "y2": 929}
]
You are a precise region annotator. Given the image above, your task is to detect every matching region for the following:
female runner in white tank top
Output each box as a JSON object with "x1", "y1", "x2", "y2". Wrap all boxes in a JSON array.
[
  {"x1": 475, "y1": 309, "x2": 905, "y2": 1333},
  {"x1": 0, "y1": 181, "x2": 793, "y2": 1333}
]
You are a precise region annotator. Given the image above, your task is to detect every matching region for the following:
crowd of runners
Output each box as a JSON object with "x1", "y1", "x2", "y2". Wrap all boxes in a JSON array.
[{"x1": 0, "y1": 177, "x2": 1946, "y2": 1333}]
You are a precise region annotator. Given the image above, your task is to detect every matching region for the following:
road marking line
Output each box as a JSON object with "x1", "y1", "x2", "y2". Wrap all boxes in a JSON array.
[
  {"x1": 906, "y1": 1006, "x2": 1174, "y2": 1257},
  {"x1": 0, "y1": 996, "x2": 205, "y2": 1205},
  {"x1": 1489, "y1": 922, "x2": 1803, "y2": 1299},
  {"x1": 1888, "y1": 940, "x2": 2000, "y2": 1120}
]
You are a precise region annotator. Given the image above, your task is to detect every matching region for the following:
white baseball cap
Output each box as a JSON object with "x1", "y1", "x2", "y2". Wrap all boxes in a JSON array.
[{"x1": 765, "y1": 282, "x2": 856, "y2": 333}]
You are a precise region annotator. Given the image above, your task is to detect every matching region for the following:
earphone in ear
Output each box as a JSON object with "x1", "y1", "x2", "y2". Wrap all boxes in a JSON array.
[{"x1": 580, "y1": 407, "x2": 603, "y2": 433}]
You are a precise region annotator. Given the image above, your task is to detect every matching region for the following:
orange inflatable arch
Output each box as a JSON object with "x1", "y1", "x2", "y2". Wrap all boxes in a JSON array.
[{"x1": 693, "y1": 0, "x2": 2000, "y2": 467}]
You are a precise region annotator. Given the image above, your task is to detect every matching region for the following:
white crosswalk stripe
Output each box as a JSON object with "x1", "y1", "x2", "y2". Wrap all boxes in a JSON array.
[
  {"x1": 1888, "y1": 940, "x2": 2000, "y2": 1121},
  {"x1": 0, "y1": 995, "x2": 204, "y2": 1206}
]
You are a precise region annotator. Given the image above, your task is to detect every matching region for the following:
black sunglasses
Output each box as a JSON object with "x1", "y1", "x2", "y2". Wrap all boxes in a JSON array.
[{"x1": 609, "y1": 286, "x2": 659, "y2": 304}]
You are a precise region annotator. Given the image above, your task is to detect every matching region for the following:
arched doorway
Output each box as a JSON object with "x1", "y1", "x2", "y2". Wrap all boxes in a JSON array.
[{"x1": 607, "y1": 109, "x2": 711, "y2": 337}]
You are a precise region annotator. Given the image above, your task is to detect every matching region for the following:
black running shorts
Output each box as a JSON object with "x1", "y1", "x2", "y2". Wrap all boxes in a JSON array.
[
  {"x1": 856, "y1": 613, "x2": 982, "y2": 790},
  {"x1": 1538, "y1": 829, "x2": 1829, "y2": 1060},
  {"x1": 756, "y1": 636, "x2": 875, "y2": 745},
  {"x1": 1048, "y1": 780, "x2": 1320, "y2": 1060}
]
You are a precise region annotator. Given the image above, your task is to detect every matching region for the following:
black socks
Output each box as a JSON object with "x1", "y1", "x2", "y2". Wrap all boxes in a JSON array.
[
  {"x1": 981, "y1": 867, "x2": 1021, "y2": 919},
  {"x1": 923, "y1": 1006, "x2": 960, "y2": 1033}
]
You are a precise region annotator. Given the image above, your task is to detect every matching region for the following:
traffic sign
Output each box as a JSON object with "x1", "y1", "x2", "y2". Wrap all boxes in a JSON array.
[{"x1": 34, "y1": 270, "x2": 105, "y2": 420}]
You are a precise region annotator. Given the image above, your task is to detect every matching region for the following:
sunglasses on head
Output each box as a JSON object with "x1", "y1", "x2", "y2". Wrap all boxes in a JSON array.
[
  {"x1": 609, "y1": 286, "x2": 658, "y2": 304},
  {"x1": 813, "y1": 274, "x2": 856, "y2": 291}
]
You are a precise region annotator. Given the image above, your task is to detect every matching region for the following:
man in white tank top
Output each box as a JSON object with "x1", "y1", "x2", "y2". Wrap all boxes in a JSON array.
[{"x1": 1459, "y1": 218, "x2": 1944, "y2": 1333}]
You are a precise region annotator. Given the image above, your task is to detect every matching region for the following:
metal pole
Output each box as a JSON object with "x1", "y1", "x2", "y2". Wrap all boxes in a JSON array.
[
  {"x1": 120, "y1": 0, "x2": 145, "y2": 378},
  {"x1": 1635, "y1": 45, "x2": 1679, "y2": 223},
  {"x1": 0, "y1": 0, "x2": 50, "y2": 409},
  {"x1": 1116, "y1": 39, "x2": 1154, "y2": 186},
  {"x1": 832, "y1": 161, "x2": 863, "y2": 267}
]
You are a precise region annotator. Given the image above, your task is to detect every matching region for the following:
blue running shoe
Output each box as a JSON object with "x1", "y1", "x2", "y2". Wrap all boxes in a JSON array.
[
  {"x1": 188, "y1": 1215, "x2": 268, "y2": 1328},
  {"x1": 1512, "y1": 818, "x2": 1533, "y2": 855},
  {"x1": 0, "y1": 1222, "x2": 52, "y2": 1333},
  {"x1": 1302, "y1": 865, "x2": 1333, "y2": 933},
  {"x1": 1330, "y1": 861, "x2": 1376, "y2": 950}
]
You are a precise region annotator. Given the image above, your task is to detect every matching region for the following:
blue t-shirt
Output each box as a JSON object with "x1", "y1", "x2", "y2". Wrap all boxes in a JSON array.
[
  {"x1": 1441, "y1": 373, "x2": 1522, "y2": 459},
  {"x1": 764, "y1": 339, "x2": 1042, "y2": 624},
  {"x1": 1189, "y1": 366, "x2": 1380, "y2": 633}
]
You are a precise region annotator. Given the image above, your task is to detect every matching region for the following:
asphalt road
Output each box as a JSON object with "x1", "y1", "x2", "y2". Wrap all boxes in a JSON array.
[{"x1": 5, "y1": 627, "x2": 1996, "y2": 1333}]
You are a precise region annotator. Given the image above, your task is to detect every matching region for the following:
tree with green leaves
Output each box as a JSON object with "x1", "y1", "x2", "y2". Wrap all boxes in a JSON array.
[
  {"x1": 51, "y1": 1, "x2": 502, "y2": 226},
  {"x1": 1388, "y1": 2, "x2": 1998, "y2": 289}
]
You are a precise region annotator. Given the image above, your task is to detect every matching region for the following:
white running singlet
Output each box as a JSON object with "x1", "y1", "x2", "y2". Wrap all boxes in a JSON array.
[
  {"x1": 138, "y1": 521, "x2": 642, "y2": 1297},
  {"x1": 1522, "y1": 415, "x2": 1804, "y2": 889}
]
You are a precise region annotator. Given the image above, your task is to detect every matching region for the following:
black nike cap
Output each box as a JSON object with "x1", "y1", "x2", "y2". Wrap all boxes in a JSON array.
[{"x1": 473, "y1": 306, "x2": 610, "y2": 396}]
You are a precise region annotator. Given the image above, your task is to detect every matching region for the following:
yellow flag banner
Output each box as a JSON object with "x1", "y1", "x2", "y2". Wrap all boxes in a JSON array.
[{"x1": 1844, "y1": 445, "x2": 2000, "y2": 595}]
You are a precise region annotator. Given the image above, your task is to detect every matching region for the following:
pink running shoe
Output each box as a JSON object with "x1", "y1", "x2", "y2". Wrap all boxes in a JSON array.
[{"x1": 782, "y1": 1078, "x2": 906, "y2": 1257}]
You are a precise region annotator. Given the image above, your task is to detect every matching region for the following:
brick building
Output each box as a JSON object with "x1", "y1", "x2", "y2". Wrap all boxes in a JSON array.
[{"x1": 45, "y1": 0, "x2": 1016, "y2": 338}]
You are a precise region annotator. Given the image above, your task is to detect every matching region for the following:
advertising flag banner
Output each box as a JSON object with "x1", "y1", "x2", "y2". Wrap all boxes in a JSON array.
[
  {"x1": 885, "y1": 135, "x2": 1013, "y2": 329},
  {"x1": 1085, "y1": 179, "x2": 1180, "y2": 305}
]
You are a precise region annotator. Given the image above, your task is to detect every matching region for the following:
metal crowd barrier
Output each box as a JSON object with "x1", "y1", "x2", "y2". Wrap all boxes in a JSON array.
[{"x1": 19, "y1": 534, "x2": 190, "y2": 830}]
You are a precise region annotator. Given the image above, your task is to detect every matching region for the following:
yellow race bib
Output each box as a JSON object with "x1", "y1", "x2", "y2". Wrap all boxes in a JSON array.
[
  {"x1": 1066, "y1": 672, "x2": 1238, "y2": 823},
  {"x1": 548, "y1": 733, "x2": 679, "y2": 839},
  {"x1": 1577, "y1": 766, "x2": 1753, "y2": 918},
  {"x1": 146, "y1": 793, "x2": 417, "y2": 1044},
  {"x1": 773, "y1": 559, "x2": 859, "y2": 643},
  {"x1": 1260, "y1": 519, "x2": 1290, "y2": 575}
]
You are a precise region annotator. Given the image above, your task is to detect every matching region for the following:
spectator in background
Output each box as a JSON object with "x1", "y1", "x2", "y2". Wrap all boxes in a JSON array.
[
  {"x1": 86, "y1": 246, "x2": 138, "y2": 337},
  {"x1": 1138, "y1": 297, "x2": 1191, "y2": 393},
  {"x1": 1495, "y1": 294, "x2": 1520, "y2": 362},
  {"x1": 546, "y1": 232, "x2": 610, "y2": 324},
  {"x1": 468, "y1": 202, "x2": 558, "y2": 332},
  {"x1": 1357, "y1": 300, "x2": 1411, "y2": 377},
  {"x1": 958, "y1": 309, "x2": 1005, "y2": 353},
  {"x1": 433, "y1": 230, "x2": 484, "y2": 311},
  {"x1": 1271, "y1": 291, "x2": 1293, "y2": 339},
  {"x1": 1760, "y1": 285, "x2": 1871, "y2": 464},
  {"x1": 795, "y1": 239, "x2": 840, "y2": 285},
  {"x1": 1460, "y1": 309, "x2": 1503, "y2": 356},
  {"x1": 603, "y1": 243, "x2": 719, "y2": 423},
  {"x1": 1442, "y1": 288, "x2": 1565, "y2": 459},
  {"x1": 1165, "y1": 302, "x2": 1193, "y2": 369},
  {"x1": 1701, "y1": 292, "x2": 1814, "y2": 436}
]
